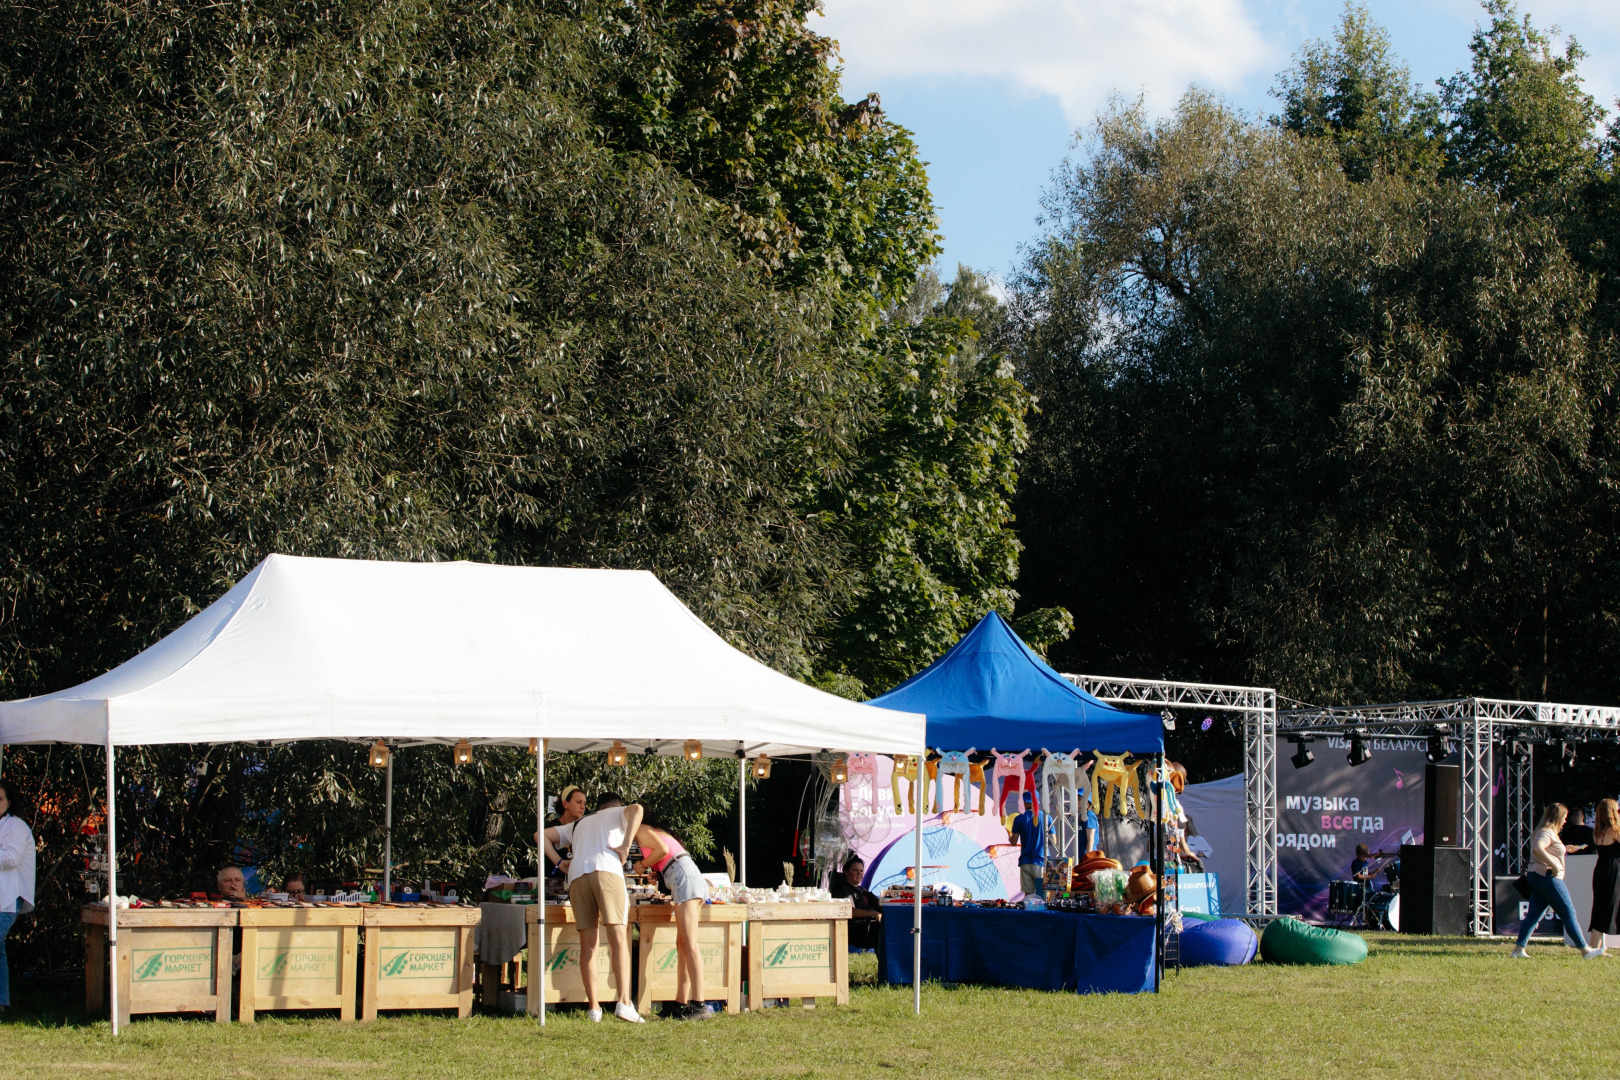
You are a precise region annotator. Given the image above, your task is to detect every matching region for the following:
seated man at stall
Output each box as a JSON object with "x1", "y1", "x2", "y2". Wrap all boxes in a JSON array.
[
  {"x1": 216, "y1": 865, "x2": 249, "y2": 901},
  {"x1": 828, "y1": 856, "x2": 882, "y2": 951}
]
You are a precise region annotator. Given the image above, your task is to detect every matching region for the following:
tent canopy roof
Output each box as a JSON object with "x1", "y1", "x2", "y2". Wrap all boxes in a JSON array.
[
  {"x1": 866, "y1": 612, "x2": 1163, "y2": 754},
  {"x1": 0, "y1": 555, "x2": 923, "y2": 755}
]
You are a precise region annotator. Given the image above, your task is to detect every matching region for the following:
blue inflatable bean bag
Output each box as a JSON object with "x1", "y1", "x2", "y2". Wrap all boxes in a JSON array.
[
  {"x1": 1179, "y1": 917, "x2": 1258, "y2": 967},
  {"x1": 1260, "y1": 916, "x2": 1368, "y2": 966}
]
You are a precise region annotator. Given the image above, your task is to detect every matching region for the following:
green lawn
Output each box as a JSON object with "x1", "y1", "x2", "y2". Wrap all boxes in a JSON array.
[{"x1": 5, "y1": 934, "x2": 1616, "y2": 1078}]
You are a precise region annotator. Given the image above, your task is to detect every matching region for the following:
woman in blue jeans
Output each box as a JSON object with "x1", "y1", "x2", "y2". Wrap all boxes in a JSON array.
[
  {"x1": 1512, "y1": 802, "x2": 1604, "y2": 959},
  {"x1": 0, "y1": 778, "x2": 38, "y2": 1012}
]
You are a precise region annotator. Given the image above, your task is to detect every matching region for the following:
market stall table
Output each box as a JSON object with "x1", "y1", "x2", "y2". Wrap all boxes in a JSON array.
[
  {"x1": 83, "y1": 905, "x2": 236, "y2": 1025},
  {"x1": 238, "y1": 907, "x2": 362, "y2": 1022},
  {"x1": 633, "y1": 902, "x2": 744, "y2": 1015},
  {"x1": 743, "y1": 900, "x2": 851, "y2": 1010},
  {"x1": 879, "y1": 904, "x2": 1156, "y2": 995},
  {"x1": 360, "y1": 905, "x2": 479, "y2": 1019}
]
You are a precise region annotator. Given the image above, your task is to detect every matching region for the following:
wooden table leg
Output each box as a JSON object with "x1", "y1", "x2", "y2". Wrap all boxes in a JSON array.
[
  {"x1": 114, "y1": 934, "x2": 133, "y2": 1029},
  {"x1": 457, "y1": 925, "x2": 475, "y2": 1018},
  {"x1": 480, "y1": 962, "x2": 501, "y2": 1008},
  {"x1": 85, "y1": 926, "x2": 106, "y2": 1015},
  {"x1": 634, "y1": 925, "x2": 652, "y2": 1015},
  {"x1": 725, "y1": 924, "x2": 741, "y2": 1014},
  {"x1": 526, "y1": 920, "x2": 540, "y2": 1017},
  {"x1": 360, "y1": 929, "x2": 379, "y2": 1021},
  {"x1": 834, "y1": 920, "x2": 850, "y2": 1005},
  {"x1": 215, "y1": 926, "x2": 233, "y2": 1022},
  {"x1": 237, "y1": 925, "x2": 257, "y2": 1023},
  {"x1": 746, "y1": 936, "x2": 762, "y2": 1013},
  {"x1": 339, "y1": 926, "x2": 358, "y2": 1022}
]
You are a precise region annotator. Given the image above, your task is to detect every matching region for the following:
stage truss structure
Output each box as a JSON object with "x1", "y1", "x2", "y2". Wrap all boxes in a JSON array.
[
  {"x1": 1277, "y1": 698, "x2": 1620, "y2": 936},
  {"x1": 1065, "y1": 675, "x2": 1279, "y2": 917}
]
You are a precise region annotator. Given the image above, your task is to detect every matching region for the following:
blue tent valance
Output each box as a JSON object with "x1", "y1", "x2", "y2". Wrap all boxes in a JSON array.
[{"x1": 867, "y1": 612, "x2": 1163, "y2": 754}]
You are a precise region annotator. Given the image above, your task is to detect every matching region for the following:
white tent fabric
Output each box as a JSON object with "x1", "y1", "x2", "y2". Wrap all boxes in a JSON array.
[{"x1": 0, "y1": 554, "x2": 924, "y2": 755}]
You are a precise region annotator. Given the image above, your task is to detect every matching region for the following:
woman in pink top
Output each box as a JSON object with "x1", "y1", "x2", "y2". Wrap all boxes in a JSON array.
[{"x1": 632, "y1": 824, "x2": 710, "y2": 1018}]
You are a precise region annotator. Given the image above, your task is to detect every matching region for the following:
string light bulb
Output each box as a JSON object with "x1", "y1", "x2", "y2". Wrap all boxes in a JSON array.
[
  {"x1": 683, "y1": 739, "x2": 704, "y2": 762},
  {"x1": 529, "y1": 737, "x2": 548, "y2": 757},
  {"x1": 453, "y1": 738, "x2": 472, "y2": 766},
  {"x1": 607, "y1": 741, "x2": 628, "y2": 767},
  {"x1": 830, "y1": 754, "x2": 848, "y2": 784},
  {"x1": 752, "y1": 754, "x2": 772, "y2": 779},
  {"x1": 368, "y1": 741, "x2": 390, "y2": 769}
]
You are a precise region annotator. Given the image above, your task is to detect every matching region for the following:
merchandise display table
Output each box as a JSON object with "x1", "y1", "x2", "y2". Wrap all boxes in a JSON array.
[
  {"x1": 633, "y1": 902, "x2": 744, "y2": 1015},
  {"x1": 527, "y1": 904, "x2": 621, "y2": 1011},
  {"x1": 83, "y1": 905, "x2": 237, "y2": 1025},
  {"x1": 360, "y1": 906, "x2": 479, "y2": 1019},
  {"x1": 879, "y1": 904, "x2": 1156, "y2": 995},
  {"x1": 743, "y1": 900, "x2": 851, "y2": 1010},
  {"x1": 238, "y1": 907, "x2": 361, "y2": 1022}
]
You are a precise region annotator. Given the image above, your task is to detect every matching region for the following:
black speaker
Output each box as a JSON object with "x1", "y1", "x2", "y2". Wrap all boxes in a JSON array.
[
  {"x1": 1400, "y1": 844, "x2": 1471, "y2": 935},
  {"x1": 1424, "y1": 764, "x2": 1460, "y2": 846}
]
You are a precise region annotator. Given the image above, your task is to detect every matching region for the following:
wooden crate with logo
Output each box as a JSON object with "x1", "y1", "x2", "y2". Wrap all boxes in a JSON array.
[
  {"x1": 238, "y1": 907, "x2": 362, "y2": 1022},
  {"x1": 526, "y1": 904, "x2": 623, "y2": 1011},
  {"x1": 360, "y1": 906, "x2": 479, "y2": 1019},
  {"x1": 744, "y1": 900, "x2": 851, "y2": 1010},
  {"x1": 82, "y1": 905, "x2": 237, "y2": 1025},
  {"x1": 632, "y1": 902, "x2": 744, "y2": 1015}
]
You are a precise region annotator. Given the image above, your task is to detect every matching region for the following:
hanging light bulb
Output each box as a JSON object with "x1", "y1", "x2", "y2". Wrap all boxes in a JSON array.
[
  {"x1": 683, "y1": 739, "x2": 704, "y2": 762},
  {"x1": 830, "y1": 754, "x2": 848, "y2": 784},
  {"x1": 528, "y1": 737, "x2": 546, "y2": 757},
  {"x1": 453, "y1": 739, "x2": 472, "y2": 766},
  {"x1": 607, "y1": 740, "x2": 628, "y2": 767},
  {"x1": 752, "y1": 753, "x2": 772, "y2": 779},
  {"x1": 369, "y1": 741, "x2": 390, "y2": 769}
]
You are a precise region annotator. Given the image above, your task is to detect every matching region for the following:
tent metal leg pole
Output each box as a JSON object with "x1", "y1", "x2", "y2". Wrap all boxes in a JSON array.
[
  {"x1": 913, "y1": 741, "x2": 924, "y2": 1016},
  {"x1": 538, "y1": 742, "x2": 546, "y2": 1027},
  {"x1": 738, "y1": 755, "x2": 747, "y2": 888},
  {"x1": 383, "y1": 751, "x2": 394, "y2": 901},
  {"x1": 106, "y1": 735, "x2": 119, "y2": 1036}
]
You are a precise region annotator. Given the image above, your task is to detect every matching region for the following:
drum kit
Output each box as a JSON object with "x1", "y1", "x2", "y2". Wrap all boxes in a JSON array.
[{"x1": 1327, "y1": 851, "x2": 1401, "y2": 930}]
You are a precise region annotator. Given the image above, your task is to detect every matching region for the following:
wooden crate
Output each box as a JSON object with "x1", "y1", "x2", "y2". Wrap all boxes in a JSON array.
[
  {"x1": 526, "y1": 905, "x2": 622, "y2": 1011},
  {"x1": 82, "y1": 906, "x2": 236, "y2": 1025},
  {"x1": 238, "y1": 907, "x2": 361, "y2": 1022},
  {"x1": 633, "y1": 903, "x2": 744, "y2": 1015},
  {"x1": 744, "y1": 901, "x2": 851, "y2": 1011},
  {"x1": 360, "y1": 906, "x2": 479, "y2": 1019}
]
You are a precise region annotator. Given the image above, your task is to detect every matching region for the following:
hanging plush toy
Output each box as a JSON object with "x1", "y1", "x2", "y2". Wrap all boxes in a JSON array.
[
  {"x1": 1089, "y1": 752, "x2": 1142, "y2": 819},
  {"x1": 846, "y1": 752, "x2": 881, "y2": 814},
  {"x1": 1040, "y1": 748, "x2": 1087, "y2": 815},
  {"x1": 890, "y1": 755, "x2": 920, "y2": 815},
  {"x1": 989, "y1": 748, "x2": 1034, "y2": 826},
  {"x1": 934, "y1": 749, "x2": 974, "y2": 815},
  {"x1": 1152, "y1": 760, "x2": 1187, "y2": 824},
  {"x1": 967, "y1": 757, "x2": 989, "y2": 815}
]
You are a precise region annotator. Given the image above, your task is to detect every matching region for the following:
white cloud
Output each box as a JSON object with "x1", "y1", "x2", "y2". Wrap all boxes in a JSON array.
[{"x1": 811, "y1": 0, "x2": 1273, "y2": 123}]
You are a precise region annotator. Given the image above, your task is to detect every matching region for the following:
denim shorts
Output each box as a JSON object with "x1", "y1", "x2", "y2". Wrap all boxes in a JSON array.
[{"x1": 661, "y1": 854, "x2": 708, "y2": 904}]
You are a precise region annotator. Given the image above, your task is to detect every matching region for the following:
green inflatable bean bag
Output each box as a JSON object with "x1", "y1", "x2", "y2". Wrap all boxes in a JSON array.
[{"x1": 1259, "y1": 917, "x2": 1368, "y2": 966}]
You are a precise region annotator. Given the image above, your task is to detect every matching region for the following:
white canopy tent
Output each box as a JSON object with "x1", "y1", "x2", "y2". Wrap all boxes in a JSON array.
[{"x1": 0, "y1": 555, "x2": 928, "y2": 1030}]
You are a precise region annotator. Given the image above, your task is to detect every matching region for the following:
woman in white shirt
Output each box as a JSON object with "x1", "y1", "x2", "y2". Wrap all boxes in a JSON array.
[
  {"x1": 0, "y1": 779, "x2": 37, "y2": 1012},
  {"x1": 1511, "y1": 802, "x2": 1603, "y2": 959}
]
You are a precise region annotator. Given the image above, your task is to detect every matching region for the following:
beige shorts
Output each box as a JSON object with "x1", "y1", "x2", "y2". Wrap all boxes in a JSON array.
[{"x1": 568, "y1": 870, "x2": 629, "y2": 928}]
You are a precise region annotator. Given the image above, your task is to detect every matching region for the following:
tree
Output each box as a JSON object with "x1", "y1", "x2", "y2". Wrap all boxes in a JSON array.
[
  {"x1": 1439, "y1": 0, "x2": 1605, "y2": 201},
  {"x1": 1273, "y1": 3, "x2": 1441, "y2": 181}
]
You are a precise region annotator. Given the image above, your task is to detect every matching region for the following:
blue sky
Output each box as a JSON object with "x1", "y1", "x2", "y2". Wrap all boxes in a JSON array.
[{"x1": 810, "y1": 1, "x2": 1620, "y2": 283}]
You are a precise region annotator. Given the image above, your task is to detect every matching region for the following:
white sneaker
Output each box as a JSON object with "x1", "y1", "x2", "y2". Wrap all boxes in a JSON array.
[
  {"x1": 1508, "y1": 946, "x2": 1529, "y2": 958},
  {"x1": 587, "y1": 1006, "x2": 603, "y2": 1022},
  {"x1": 1583, "y1": 946, "x2": 1605, "y2": 960},
  {"x1": 614, "y1": 1002, "x2": 645, "y2": 1023}
]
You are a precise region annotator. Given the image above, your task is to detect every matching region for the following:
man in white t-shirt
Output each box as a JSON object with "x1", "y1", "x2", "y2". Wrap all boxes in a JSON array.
[{"x1": 542, "y1": 792, "x2": 645, "y2": 1022}]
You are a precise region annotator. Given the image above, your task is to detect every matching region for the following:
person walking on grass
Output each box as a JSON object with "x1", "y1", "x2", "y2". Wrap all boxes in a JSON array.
[
  {"x1": 1588, "y1": 798, "x2": 1620, "y2": 956},
  {"x1": 1511, "y1": 802, "x2": 1604, "y2": 960},
  {"x1": 543, "y1": 792, "x2": 645, "y2": 1022},
  {"x1": 0, "y1": 779, "x2": 37, "y2": 1014}
]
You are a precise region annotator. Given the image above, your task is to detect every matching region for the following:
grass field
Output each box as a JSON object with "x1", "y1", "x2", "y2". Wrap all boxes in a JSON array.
[{"x1": 4, "y1": 934, "x2": 1617, "y2": 1078}]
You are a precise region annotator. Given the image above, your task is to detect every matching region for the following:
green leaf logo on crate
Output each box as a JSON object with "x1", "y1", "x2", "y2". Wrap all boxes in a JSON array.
[
  {"x1": 763, "y1": 938, "x2": 829, "y2": 969},
  {"x1": 379, "y1": 947, "x2": 456, "y2": 980},
  {"x1": 259, "y1": 947, "x2": 337, "y2": 980},
  {"x1": 131, "y1": 948, "x2": 213, "y2": 982},
  {"x1": 546, "y1": 945, "x2": 577, "y2": 973}
]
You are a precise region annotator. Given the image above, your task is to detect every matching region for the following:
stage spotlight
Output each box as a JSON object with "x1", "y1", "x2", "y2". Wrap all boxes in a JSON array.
[
  {"x1": 1347, "y1": 734, "x2": 1371, "y2": 767},
  {"x1": 1161, "y1": 710, "x2": 1177, "y2": 731},
  {"x1": 1426, "y1": 732, "x2": 1452, "y2": 763},
  {"x1": 1562, "y1": 740, "x2": 1577, "y2": 770},
  {"x1": 1290, "y1": 736, "x2": 1315, "y2": 770}
]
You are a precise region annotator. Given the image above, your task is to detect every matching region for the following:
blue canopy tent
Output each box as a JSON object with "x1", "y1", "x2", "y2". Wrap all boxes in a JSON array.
[
  {"x1": 867, "y1": 612, "x2": 1163, "y2": 753},
  {"x1": 868, "y1": 612, "x2": 1167, "y2": 994}
]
